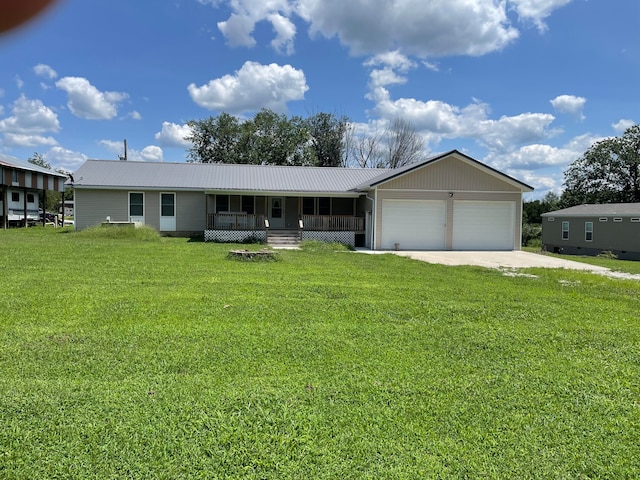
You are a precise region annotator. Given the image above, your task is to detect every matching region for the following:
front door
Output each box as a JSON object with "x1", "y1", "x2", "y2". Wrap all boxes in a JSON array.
[
  {"x1": 160, "y1": 193, "x2": 176, "y2": 231},
  {"x1": 269, "y1": 197, "x2": 285, "y2": 229}
]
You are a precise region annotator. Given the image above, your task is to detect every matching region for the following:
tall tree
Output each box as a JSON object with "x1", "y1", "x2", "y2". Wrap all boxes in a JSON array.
[
  {"x1": 305, "y1": 112, "x2": 349, "y2": 167},
  {"x1": 562, "y1": 125, "x2": 640, "y2": 205},
  {"x1": 384, "y1": 118, "x2": 424, "y2": 168},
  {"x1": 28, "y1": 152, "x2": 51, "y2": 170},
  {"x1": 241, "y1": 109, "x2": 313, "y2": 166},
  {"x1": 186, "y1": 113, "x2": 242, "y2": 164}
]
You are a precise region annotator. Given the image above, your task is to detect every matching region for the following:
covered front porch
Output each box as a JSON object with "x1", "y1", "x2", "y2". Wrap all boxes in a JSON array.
[{"x1": 204, "y1": 193, "x2": 370, "y2": 246}]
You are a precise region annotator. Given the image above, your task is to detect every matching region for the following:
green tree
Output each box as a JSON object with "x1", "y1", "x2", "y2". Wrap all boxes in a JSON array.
[
  {"x1": 305, "y1": 112, "x2": 349, "y2": 167},
  {"x1": 28, "y1": 152, "x2": 51, "y2": 170},
  {"x1": 186, "y1": 113, "x2": 242, "y2": 164},
  {"x1": 562, "y1": 125, "x2": 640, "y2": 205},
  {"x1": 242, "y1": 109, "x2": 313, "y2": 166}
]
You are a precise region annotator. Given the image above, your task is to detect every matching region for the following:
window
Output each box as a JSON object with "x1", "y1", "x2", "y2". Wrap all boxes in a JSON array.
[
  {"x1": 631, "y1": 218, "x2": 640, "y2": 223},
  {"x1": 161, "y1": 193, "x2": 175, "y2": 217},
  {"x1": 11, "y1": 192, "x2": 20, "y2": 202},
  {"x1": 585, "y1": 222, "x2": 593, "y2": 242},
  {"x1": 12, "y1": 170, "x2": 19, "y2": 184},
  {"x1": 562, "y1": 221, "x2": 569, "y2": 240},
  {"x1": 241, "y1": 196, "x2": 254, "y2": 214},
  {"x1": 215, "y1": 195, "x2": 229, "y2": 213},
  {"x1": 613, "y1": 218, "x2": 622, "y2": 222},
  {"x1": 318, "y1": 197, "x2": 331, "y2": 215},
  {"x1": 27, "y1": 193, "x2": 35, "y2": 203},
  {"x1": 302, "y1": 197, "x2": 315, "y2": 215},
  {"x1": 129, "y1": 192, "x2": 144, "y2": 217},
  {"x1": 547, "y1": 217, "x2": 555, "y2": 222}
]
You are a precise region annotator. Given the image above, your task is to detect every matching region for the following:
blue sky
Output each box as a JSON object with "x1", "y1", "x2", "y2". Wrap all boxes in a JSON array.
[{"x1": 0, "y1": 0, "x2": 638, "y2": 199}]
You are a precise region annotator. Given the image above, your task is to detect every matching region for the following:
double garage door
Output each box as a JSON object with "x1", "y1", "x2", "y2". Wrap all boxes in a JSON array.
[{"x1": 381, "y1": 199, "x2": 515, "y2": 250}]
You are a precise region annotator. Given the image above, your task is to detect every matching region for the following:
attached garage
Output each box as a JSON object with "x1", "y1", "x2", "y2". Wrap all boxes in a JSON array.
[
  {"x1": 380, "y1": 199, "x2": 446, "y2": 250},
  {"x1": 370, "y1": 150, "x2": 533, "y2": 251},
  {"x1": 452, "y1": 201, "x2": 515, "y2": 250}
]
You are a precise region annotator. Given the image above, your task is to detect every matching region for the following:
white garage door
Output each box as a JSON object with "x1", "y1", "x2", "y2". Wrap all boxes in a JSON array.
[
  {"x1": 381, "y1": 199, "x2": 446, "y2": 250},
  {"x1": 452, "y1": 201, "x2": 515, "y2": 250}
]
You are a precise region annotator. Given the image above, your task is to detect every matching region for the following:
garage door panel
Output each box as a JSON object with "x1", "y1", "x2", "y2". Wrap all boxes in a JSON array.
[
  {"x1": 453, "y1": 201, "x2": 514, "y2": 250},
  {"x1": 381, "y1": 199, "x2": 446, "y2": 250}
]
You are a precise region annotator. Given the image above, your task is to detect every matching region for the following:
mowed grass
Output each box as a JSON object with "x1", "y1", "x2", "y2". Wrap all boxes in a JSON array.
[{"x1": 1, "y1": 227, "x2": 639, "y2": 479}]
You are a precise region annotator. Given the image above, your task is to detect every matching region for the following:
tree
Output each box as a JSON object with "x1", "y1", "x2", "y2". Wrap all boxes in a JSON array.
[
  {"x1": 28, "y1": 152, "x2": 51, "y2": 170},
  {"x1": 384, "y1": 118, "x2": 424, "y2": 168},
  {"x1": 186, "y1": 113, "x2": 242, "y2": 164},
  {"x1": 305, "y1": 112, "x2": 349, "y2": 167},
  {"x1": 241, "y1": 109, "x2": 313, "y2": 166},
  {"x1": 562, "y1": 125, "x2": 640, "y2": 205}
]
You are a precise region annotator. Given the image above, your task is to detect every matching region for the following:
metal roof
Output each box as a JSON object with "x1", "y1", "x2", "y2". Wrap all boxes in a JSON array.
[
  {"x1": 0, "y1": 153, "x2": 67, "y2": 177},
  {"x1": 542, "y1": 203, "x2": 640, "y2": 217},
  {"x1": 72, "y1": 159, "x2": 391, "y2": 193}
]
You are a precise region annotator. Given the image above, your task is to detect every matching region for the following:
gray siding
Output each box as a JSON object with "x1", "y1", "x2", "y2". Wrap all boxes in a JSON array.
[
  {"x1": 75, "y1": 189, "x2": 128, "y2": 230},
  {"x1": 75, "y1": 189, "x2": 206, "y2": 234},
  {"x1": 542, "y1": 215, "x2": 640, "y2": 259}
]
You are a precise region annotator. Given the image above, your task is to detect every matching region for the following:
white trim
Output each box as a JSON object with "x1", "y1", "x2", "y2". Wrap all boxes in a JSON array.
[
  {"x1": 159, "y1": 192, "x2": 176, "y2": 232},
  {"x1": 599, "y1": 217, "x2": 608, "y2": 222},
  {"x1": 613, "y1": 218, "x2": 623, "y2": 222}
]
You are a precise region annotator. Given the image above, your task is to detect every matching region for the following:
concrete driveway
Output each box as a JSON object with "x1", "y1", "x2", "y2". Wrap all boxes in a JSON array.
[
  {"x1": 355, "y1": 249, "x2": 640, "y2": 280},
  {"x1": 390, "y1": 250, "x2": 609, "y2": 271}
]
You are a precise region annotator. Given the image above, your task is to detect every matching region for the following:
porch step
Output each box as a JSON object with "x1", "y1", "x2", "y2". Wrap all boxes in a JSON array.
[{"x1": 267, "y1": 230, "x2": 301, "y2": 247}]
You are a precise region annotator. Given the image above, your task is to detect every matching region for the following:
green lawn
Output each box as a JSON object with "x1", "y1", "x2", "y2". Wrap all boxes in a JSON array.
[
  {"x1": 1, "y1": 227, "x2": 639, "y2": 479},
  {"x1": 523, "y1": 246, "x2": 640, "y2": 275}
]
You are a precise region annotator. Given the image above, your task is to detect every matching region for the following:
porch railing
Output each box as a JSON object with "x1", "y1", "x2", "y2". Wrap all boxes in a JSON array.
[
  {"x1": 206, "y1": 213, "x2": 364, "y2": 232},
  {"x1": 207, "y1": 213, "x2": 265, "y2": 230},
  {"x1": 302, "y1": 215, "x2": 364, "y2": 232}
]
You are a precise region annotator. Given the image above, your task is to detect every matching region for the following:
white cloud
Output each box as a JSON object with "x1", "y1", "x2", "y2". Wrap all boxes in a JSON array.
[
  {"x1": 612, "y1": 118, "x2": 636, "y2": 133},
  {"x1": 139, "y1": 145, "x2": 164, "y2": 162},
  {"x1": 215, "y1": 0, "x2": 294, "y2": 50},
  {"x1": 99, "y1": 139, "x2": 163, "y2": 162},
  {"x1": 55, "y1": 77, "x2": 128, "y2": 120},
  {"x1": 268, "y1": 13, "x2": 296, "y2": 54},
  {"x1": 369, "y1": 86, "x2": 559, "y2": 151},
  {"x1": 550, "y1": 94, "x2": 586, "y2": 120},
  {"x1": 187, "y1": 61, "x2": 308, "y2": 114},
  {"x1": 155, "y1": 122, "x2": 193, "y2": 147},
  {"x1": 45, "y1": 146, "x2": 88, "y2": 172},
  {"x1": 129, "y1": 111, "x2": 142, "y2": 120},
  {"x1": 2, "y1": 134, "x2": 58, "y2": 148},
  {"x1": 33, "y1": 64, "x2": 58, "y2": 80},
  {"x1": 0, "y1": 95, "x2": 60, "y2": 135},
  {"x1": 15, "y1": 75, "x2": 24, "y2": 90},
  {"x1": 509, "y1": 0, "x2": 573, "y2": 32}
]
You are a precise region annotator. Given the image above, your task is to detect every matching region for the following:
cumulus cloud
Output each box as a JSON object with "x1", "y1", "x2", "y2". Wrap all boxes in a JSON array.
[
  {"x1": 129, "y1": 111, "x2": 142, "y2": 120},
  {"x1": 268, "y1": 13, "x2": 296, "y2": 54},
  {"x1": 187, "y1": 61, "x2": 308, "y2": 114},
  {"x1": 509, "y1": 0, "x2": 573, "y2": 32},
  {"x1": 612, "y1": 118, "x2": 636, "y2": 133},
  {"x1": 55, "y1": 77, "x2": 128, "y2": 120},
  {"x1": 155, "y1": 122, "x2": 193, "y2": 147},
  {"x1": 368, "y1": 86, "x2": 559, "y2": 151},
  {"x1": 45, "y1": 146, "x2": 88, "y2": 172},
  {"x1": 0, "y1": 95, "x2": 60, "y2": 148},
  {"x1": 33, "y1": 64, "x2": 58, "y2": 80},
  {"x1": 99, "y1": 139, "x2": 163, "y2": 162},
  {"x1": 550, "y1": 94, "x2": 586, "y2": 120}
]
